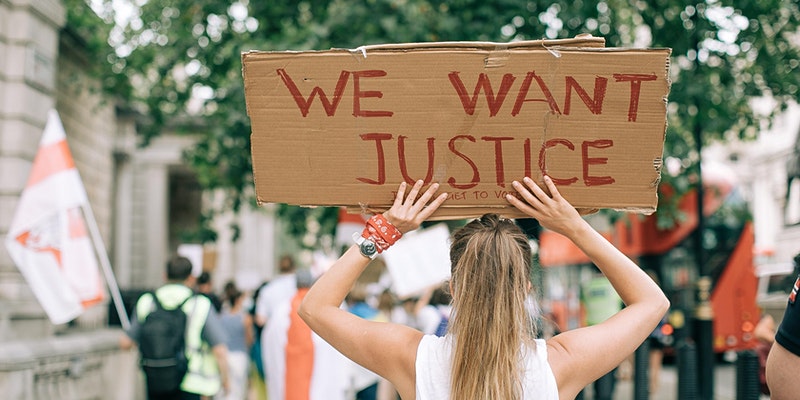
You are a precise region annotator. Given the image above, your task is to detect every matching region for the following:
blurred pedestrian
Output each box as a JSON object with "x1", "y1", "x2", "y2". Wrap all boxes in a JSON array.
[
  {"x1": 254, "y1": 254, "x2": 298, "y2": 398},
  {"x1": 765, "y1": 252, "x2": 800, "y2": 400},
  {"x1": 578, "y1": 270, "x2": 623, "y2": 400},
  {"x1": 375, "y1": 289, "x2": 400, "y2": 400},
  {"x1": 298, "y1": 178, "x2": 669, "y2": 399},
  {"x1": 347, "y1": 283, "x2": 380, "y2": 320},
  {"x1": 754, "y1": 313, "x2": 775, "y2": 396},
  {"x1": 255, "y1": 255, "x2": 297, "y2": 328},
  {"x1": 396, "y1": 284, "x2": 451, "y2": 336},
  {"x1": 345, "y1": 284, "x2": 382, "y2": 400},
  {"x1": 264, "y1": 269, "x2": 349, "y2": 400},
  {"x1": 198, "y1": 271, "x2": 223, "y2": 313},
  {"x1": 120, "y1": 255, "x2": 230, "y2": 400},
  {"x1": 215, "y1": 282, "x2": 254, "y2": 400},
  {"x1": 375, "y1": 289, "x2": 396, "y2": 322},
  {"x1": 410, "y1": 285, "x2": 450, "y2": 336},
  {"x1": 247, "y1": 280, "x2": 269, "y2": 400},
  {"x1": 645, "y1": 270, "x2": 668, "y2": 394},
  {"x1": 428, "y1": 286, "x2": 453, "y2": 337}
]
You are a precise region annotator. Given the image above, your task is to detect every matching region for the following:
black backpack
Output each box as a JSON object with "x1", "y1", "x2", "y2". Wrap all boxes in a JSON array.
[{"x1": 138, "y1": 292, "x2": 194, "y2": 393}]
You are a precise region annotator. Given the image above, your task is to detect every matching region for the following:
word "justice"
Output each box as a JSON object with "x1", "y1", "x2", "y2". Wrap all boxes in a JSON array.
[{"x1": 356, "y1": 134, "x2": 616, "y2": 189}]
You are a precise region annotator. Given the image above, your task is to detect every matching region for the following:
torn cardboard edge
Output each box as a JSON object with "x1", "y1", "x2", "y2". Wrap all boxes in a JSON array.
[
  {"x1": 340, "y1": 35, "x2": 606, "y2": 53},
  {"x1": 243, "y1": 35, "x2": 606, "y2": 58}
]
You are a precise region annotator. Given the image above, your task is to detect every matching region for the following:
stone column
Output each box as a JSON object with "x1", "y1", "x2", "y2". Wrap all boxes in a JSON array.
[
  {"x1": 142, "y1": 163, "x2": 170, "y2": 287},
  {"x1": 130, "y1": 134, "x2": 197, "y2": 289},
  {"x1": 111, "y1": 110, "x2": 138, "y2": 288},
  {"x1": 0, "y1": 0, "x2": 66, "y2": 340}
]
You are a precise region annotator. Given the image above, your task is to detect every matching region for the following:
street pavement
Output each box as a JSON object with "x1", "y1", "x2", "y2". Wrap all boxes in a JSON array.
[{"x1": 612, "y1": 362, "x2": 770, "y2": 400}]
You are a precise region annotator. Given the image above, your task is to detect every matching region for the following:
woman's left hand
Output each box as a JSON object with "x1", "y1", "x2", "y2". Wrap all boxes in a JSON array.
[
  {"x1": 506, "y1": 176, "x2": 585, "y2": 237},
  {"x1": 383, "y1": 180, "x2": 447, "y2": 234}
]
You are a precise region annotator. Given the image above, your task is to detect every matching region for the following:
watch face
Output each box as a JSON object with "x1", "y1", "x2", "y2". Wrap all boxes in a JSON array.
[{"x1": 360, "y1": 240, "x2": 378, "y2": 257}]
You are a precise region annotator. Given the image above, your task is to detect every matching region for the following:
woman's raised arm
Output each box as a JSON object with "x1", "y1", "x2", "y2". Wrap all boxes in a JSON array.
[
  {"x1": 506, "y1": 176, "x2": 670, "y2": 399},
  {"x1": 298, "y1": 180, "x2": 447, "y2": 399}
]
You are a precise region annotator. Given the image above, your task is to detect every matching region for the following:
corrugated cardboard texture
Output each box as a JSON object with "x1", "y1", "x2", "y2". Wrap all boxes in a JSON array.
[{"x1": 243, "y1": 37, "x2": 671, "y2": 220}]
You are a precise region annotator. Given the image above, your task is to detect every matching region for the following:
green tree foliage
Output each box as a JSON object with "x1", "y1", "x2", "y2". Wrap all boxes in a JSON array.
[{"x1": 67, "y1": 0, "x2": 799, "y2": 245}]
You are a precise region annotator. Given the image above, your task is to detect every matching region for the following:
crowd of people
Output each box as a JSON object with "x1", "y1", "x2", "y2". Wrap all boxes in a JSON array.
[
  {"x1": 121, "y1": 251, "x2": 464, "y2": 400},
  {"x1": 118, "y1": 178, "x2": 800, "y2": 400}
]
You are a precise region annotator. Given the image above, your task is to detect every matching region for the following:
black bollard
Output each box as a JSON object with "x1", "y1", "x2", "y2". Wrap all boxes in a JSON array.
[
  {"x1": 634, "y1": 339, "x2": 651, "y2": 400},
  {"x1": 677, "y1": 340, "x2": 698, "y2": 400},
  {"x1": 736, "y1": 350, "x2": 760, "y2": 400}
]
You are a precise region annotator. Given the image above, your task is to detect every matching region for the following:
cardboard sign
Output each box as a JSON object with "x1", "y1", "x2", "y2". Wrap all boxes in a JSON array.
[{"x1": 243, "y1": 37, "x2": 671, "y2": 219}]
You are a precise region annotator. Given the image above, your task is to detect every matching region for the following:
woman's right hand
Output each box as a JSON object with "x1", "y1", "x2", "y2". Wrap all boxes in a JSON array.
[
  {"x1": 505, "y1": 176, "x2": 586, "y2": 237},
  {"x1": 383, "y1": 180, "x2": 447, "y2": 234}
]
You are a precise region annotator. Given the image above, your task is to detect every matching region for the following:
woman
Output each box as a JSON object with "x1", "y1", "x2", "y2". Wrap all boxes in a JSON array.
[
  {"x1": 299, "y1": 177, "x2": 669, "y2": 399},
  {"x1": 216, "y1": 284, "x2": 254, "y2": 400}
]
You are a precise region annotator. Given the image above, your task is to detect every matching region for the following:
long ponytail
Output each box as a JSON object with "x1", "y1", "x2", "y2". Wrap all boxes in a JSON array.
[{"x1": 448, "y1": 214, "x2": 536, "y2": 399}]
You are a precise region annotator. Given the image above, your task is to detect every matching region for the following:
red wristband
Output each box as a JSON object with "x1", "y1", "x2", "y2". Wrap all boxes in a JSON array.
[
  {"x1": 367, "y1": 214, "x2": 403, "y2": 245},
  {"x1": 360, "y1": 215, "x2": 402, "y2": 253}
]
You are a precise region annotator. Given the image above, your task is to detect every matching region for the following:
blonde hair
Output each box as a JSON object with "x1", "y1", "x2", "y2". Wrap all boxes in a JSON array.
[{"x1": 448, "y1": 214, "x2": 536, "y2": 399}]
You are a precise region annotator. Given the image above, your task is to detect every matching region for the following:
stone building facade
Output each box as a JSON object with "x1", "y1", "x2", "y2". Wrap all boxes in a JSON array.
[
  {"x1": 0, "y1": 2, "x2": 141, "y2": 398},
  {"x1": 0, "y1": 0, "x2": 278, "y2": 398}
]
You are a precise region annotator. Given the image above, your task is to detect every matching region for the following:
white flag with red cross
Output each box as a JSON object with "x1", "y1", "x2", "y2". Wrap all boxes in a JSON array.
[{"x1": 4, "y1": 110, "x2": 105, "y2": 324}]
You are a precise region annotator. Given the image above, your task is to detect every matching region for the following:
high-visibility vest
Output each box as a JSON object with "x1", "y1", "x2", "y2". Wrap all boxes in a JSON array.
[{"x1": 136, "y1": 284, "x2": 221, "y2": 396}]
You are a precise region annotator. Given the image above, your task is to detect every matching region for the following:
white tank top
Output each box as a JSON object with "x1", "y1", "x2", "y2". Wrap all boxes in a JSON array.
[{"x1": 415, "y1": 335, "x2": 559, "y2": 400}]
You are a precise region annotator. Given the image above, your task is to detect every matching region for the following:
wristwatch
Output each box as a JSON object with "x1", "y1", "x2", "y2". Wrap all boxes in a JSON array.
[{"x1": 353, "y1": 232, "x2": 379, "y2": 260}]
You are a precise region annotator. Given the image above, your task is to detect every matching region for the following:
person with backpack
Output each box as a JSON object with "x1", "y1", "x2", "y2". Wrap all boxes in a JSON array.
[{"x1": 121, "y1": 256, "x2": 230, "y2": 400}]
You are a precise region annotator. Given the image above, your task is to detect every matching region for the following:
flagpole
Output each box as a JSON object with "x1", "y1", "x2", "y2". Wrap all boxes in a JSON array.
[{"x1": 81, "y1": 203, "x2": 131, "y2": 330}]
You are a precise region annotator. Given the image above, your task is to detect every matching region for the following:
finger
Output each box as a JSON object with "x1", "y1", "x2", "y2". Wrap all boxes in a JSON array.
[
  {"x1": 506, "y1": 192, "x2": 540, "y2": 218},
  {"x1": 404, "y1": 180, "x2": 424, "y2": 206},
  {"x1": 416, "y1": 192, "x2": 448, "y2": 221},
  {"x1": 523, "y1": 177, "x2": 555, "y2": 206},
  {"x1": 411, "y1": 183, "x2": 440, "y2": 213},
  {"x1": 392, "y1": 181, "x2": 407, "y2": 208},
  {"x1": 512, "y1": 180, "x2": 544, "y2": 210},
  {"x1": 541, "y1": 175, "x2": 563, "y2": 202}
]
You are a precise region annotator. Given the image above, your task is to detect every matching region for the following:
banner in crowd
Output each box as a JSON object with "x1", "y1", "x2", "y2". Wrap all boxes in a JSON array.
[{"x1": 382, "y1": 223, "x2": 451, "y2": 298}]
